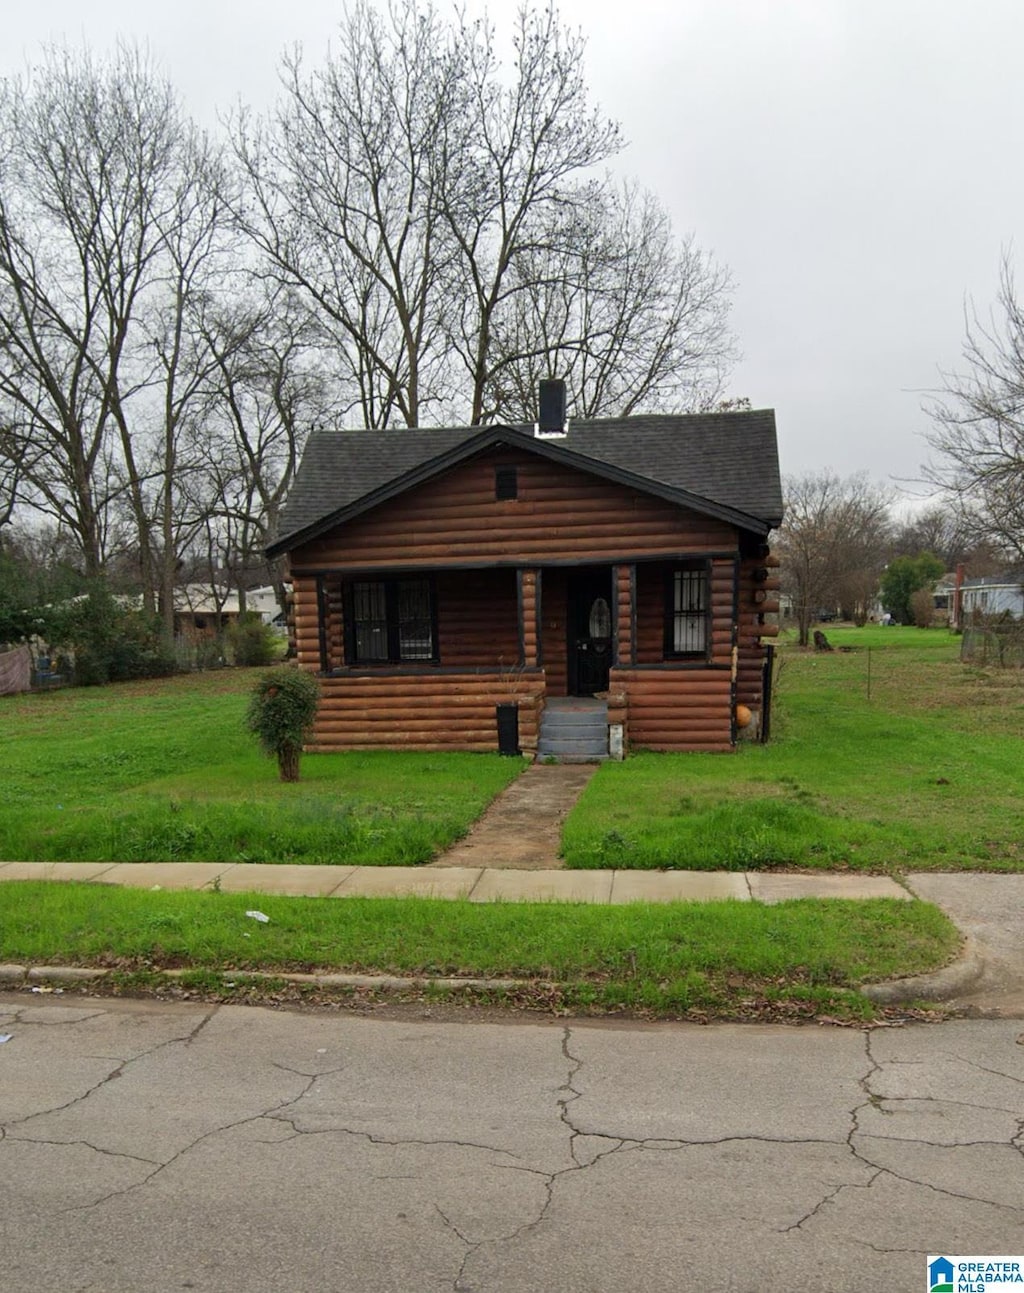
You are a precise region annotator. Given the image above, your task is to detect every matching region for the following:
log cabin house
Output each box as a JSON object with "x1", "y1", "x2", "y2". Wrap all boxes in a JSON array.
[{"x1": 267, "y1": 386, "x2": 783, "y2": 758}]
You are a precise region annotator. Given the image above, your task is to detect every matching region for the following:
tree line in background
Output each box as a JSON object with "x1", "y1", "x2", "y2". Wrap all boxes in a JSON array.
[
  {"x1": 2, "y1": 2, "x2": 1023, "y2": 670},
  {"x1": 0, "y1": 1, "x2": 736, "y2": 648},
  {"x1": 779, "y1": 248, "x2": 1024, "y2": 646},
  {"x1": 776, "y1": 477, "x2": 1006, "y2": 647}
]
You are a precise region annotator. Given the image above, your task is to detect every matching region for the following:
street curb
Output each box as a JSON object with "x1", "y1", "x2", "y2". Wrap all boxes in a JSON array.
[
  {"x1": 3, "y1": 954, "x2": 985, "y2": 1006},
  {"x1": 0, "y1": 964, "x2": 530, "y2": 993},
  {"x1": 860, "y1": 936, "x2": 985, "y2": 1003}
]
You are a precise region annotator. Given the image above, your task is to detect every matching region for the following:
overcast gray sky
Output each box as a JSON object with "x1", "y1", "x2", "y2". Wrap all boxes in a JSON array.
[{"x1": 4, "y1": 0, "x2": 1022, "y2": 495}]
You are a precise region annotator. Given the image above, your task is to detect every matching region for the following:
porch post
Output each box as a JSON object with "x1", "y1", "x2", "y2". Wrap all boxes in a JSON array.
[
  {"x1": 613, "y1": 563, "x2": 636, "y2": 667},
  {"x1": 517, "y1": 568, "x2": 540, "y2": 668}
]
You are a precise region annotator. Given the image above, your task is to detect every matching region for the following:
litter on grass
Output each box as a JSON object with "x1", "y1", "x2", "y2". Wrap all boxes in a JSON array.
[{"x1": 245, "y1": 910, "x2": 270, "y2": 924}]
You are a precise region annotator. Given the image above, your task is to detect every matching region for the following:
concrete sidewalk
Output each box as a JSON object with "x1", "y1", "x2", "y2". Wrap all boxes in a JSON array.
[{"x1": 0, "y1": 859, "x2": 911, "y2": 903}]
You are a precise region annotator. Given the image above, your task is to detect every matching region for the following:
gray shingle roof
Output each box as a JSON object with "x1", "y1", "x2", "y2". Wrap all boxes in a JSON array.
[{"x1": 269, "y1": 410, "x2": 783, "y2": 556}]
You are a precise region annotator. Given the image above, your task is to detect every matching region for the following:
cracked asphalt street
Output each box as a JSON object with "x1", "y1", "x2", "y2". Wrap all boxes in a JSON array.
[{"x1": 1, "y1": 995, "x2": 1022, "y2": 1292}]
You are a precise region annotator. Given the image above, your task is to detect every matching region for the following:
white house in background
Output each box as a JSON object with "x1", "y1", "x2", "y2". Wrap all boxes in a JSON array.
[
  {"x1": 960, "y1": 571, "x2": 1024, "y2": 619},
  {"x1": 244, "y1": 585, "x2": 288, "y2": 625},
  {"x1": 170, "y1": 584, "x2": 288, "y2": 638}
]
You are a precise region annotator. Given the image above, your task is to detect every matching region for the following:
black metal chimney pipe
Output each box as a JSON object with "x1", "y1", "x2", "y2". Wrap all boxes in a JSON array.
[{"x1": 538, "y1": 378, "x2": 566, "y2": 435}]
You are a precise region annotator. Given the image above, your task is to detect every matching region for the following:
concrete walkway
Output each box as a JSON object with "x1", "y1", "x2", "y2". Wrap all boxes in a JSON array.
[
  {"x1": 0, "y1": 859, "x2": 911, "y2": 903},
  {"x1": 428, "y1": 763, "x2": 597, "y2": 870}
]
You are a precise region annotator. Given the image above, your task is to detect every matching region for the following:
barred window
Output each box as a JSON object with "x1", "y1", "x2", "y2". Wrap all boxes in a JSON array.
[
  {"x1": 665, "y1": 566, "x2": 709, "y2": 657},
  {"x1": 348, "y1": 578, "x2": 436, "y2": 664},
  {"x1": 352, "y1": 581, "x2": 388, "y2": 661},
  {"x1": 396, "y1": 579, "x2": 433, "y2": 660}
]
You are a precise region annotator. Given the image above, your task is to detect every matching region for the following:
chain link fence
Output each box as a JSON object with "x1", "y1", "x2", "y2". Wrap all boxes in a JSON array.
[{"x1": 960, "y1": 623, "x2": 1024, "y2": 667}]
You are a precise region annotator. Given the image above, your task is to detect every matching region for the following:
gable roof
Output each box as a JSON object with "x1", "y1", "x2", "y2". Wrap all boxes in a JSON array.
[
  {"x1": 267, "y1": 410, "x2": 783, "y2": 558},
  {"x1": 959, "y1": 569, "x2": 1024, "y2": 590}
]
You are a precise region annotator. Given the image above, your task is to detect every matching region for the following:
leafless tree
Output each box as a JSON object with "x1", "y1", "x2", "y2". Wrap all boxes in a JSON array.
[
  {"x1": 0, "y1": 46, "x2": 191, "y2": 582},
  {"x1": 232, "y1": 0, "x2": 460, "y2": 428},
  {"x1": 133, "y1": 133, "x2": 237, "y2": 639},
  {"x1": 0, "y1": 405, "x2": 33, "y2": 540},
  {"x1": 197, "y1": 284, "x2": 334, "y2": 611},
  {"x1": 485, "y1": 181, "x2": 735, "y2": 420},
  {"x1": 438, "y1": 4, "x2": 622, "y2": 423},
  {"x1": 925, "y1": 256, "x2": 1024, "y2": 562},
  {"x1": 231, "y1": 1, "x2": 732, "y2": 428},
  {"x1": 776, "y1": 472, "x2": 893, "y2": 645},
  {"x1": 891, "y1": 502, "x2": 1002, "y2": 574}
]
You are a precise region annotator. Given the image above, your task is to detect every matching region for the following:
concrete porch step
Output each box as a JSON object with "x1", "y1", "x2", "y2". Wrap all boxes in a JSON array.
[
  {"x1": 537, "y1": 738, "x2": 609, "y2": 758},
  {"x1": 538, "y1": 698, "x2": 609, "y2": 761},
  {"x1": 541, "y1": 713, "x2": 607, "y2": 731}
]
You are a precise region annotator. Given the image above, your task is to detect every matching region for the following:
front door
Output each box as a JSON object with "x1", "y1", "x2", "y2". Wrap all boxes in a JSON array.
[{"x1": 568, "y1": 570, "x2": 613, "y2": 696}]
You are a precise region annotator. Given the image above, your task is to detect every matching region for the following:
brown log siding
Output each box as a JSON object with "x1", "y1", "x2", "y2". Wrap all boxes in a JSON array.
[
  {"x1": 734, "y1": 556, "x2": 779, "y2": 713},
  {"x1": 634, "y1": 559, "x2": 734, "y2": 667},
  {"x1": 287, "y1": 449, "x2": 779, "y2": 754},
  {"x1": 307, "y1": 672, "x2": 544, "y2": 753},
  {"x1": 614, "y1": 564, "x2": 635, "y2": 666},
  {"x1": 290, "y1": 448, "x2": 737, "y2": 571},
  {"x1": 540, "y1": 568, "x2": 568, "y2": 696},
  {"x1": 438, "y1": 570, "x2": 519, "y2": 668},
  {"x1": 609, "y1": 667, "x2": 734, "y2": 752},
  {"x1": 519, "y1": 569, "x2": 539, "y2": 668}
]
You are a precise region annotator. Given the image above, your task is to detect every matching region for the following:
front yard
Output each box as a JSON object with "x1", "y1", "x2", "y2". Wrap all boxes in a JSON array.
[
  {"x1": 0, "y1": 670, "x2": 525, "y2": 865},
  {"x1": 563, "y1": 626, "x2": 1024, "y2": 871},
  {"x1": 0, "y1": 641, "x2": 998, "y2": 1019},
  {"x1": 1, "y1": 627, "x2": 1021, "y2": 873}
]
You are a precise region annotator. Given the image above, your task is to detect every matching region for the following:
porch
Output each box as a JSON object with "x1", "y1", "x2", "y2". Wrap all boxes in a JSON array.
[{"x1": 295, "y1": 556, "x2": 752, "y2": 754}]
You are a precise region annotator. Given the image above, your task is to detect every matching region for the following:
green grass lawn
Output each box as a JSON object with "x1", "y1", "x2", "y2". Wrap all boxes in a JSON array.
[
  {"x1": 564, "y1": 626, "x2": 1024, "y2": 872},
  {"x1": 0, "y1": 880, "x2": 960, "y2": 1020},
  {"x1": 4, "y1": 628, "x2": 1021, "y2": 874},
  {"x1": 0, "y1": 671, "x2": 526, "y2": 865}
]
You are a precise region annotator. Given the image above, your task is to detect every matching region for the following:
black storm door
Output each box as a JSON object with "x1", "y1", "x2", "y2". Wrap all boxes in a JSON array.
[{"x1": 568, "y1": 570, "x2": 612, "y2": 696}]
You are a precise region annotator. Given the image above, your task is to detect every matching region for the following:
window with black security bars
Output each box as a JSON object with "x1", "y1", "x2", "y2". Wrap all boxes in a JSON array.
[
  {"x1": 353, "y1": 581, "x2": 388, "y2": 661},
  {"x1": 349, "y1": 578, "x2": 436, "y2": 664},
  {"x1": 397, "y1": 580, "x2": 434, "y2": 659},
  {"x1": 668, "y1": 567, "x2": 708, "y2": 656}
]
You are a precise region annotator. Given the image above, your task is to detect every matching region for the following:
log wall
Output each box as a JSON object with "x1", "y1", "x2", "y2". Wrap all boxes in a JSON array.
[
  {"x1": 307, "y1": 672, "x2": 545, "y2": 753},
  {"x1": 608, "y1": 667, "x2": 733, "y2": 752},
  {"x1": 438, "y1": 569, "x2": 519, "y2": 668},
  {"x1": 519, "y1": 569, "x2": 539, "y2": 668},
  {"x1": 634, "y1": 559, "x2": 736, "y2": 667},
  {"x1": 539, "y1": 568, "x2": 568, "y2": 696},
  {"x1": 295, "y1": 570, "x2": 521, "y2": 672},
  {"x1": 734, "y1": 554, "x2": 781, "y2": 719},
  {"x1": 293, "y1": 575, "x2": 322, "y2": 672},
  {"x1": 614, "y1": 564, "x2": 635, "y2": 667},
  {"x1": 290, "y1": 447, "x2": 737, "y2": 571}
]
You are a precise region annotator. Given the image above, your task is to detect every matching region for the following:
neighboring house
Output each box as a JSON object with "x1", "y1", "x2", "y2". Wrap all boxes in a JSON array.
[
  {"x1": 171, "y1": 585, "x2": 240, "y2": 640},
  {"x1": 171, "y1": 584, "x2": 287, "y2": 637},
  {"x1": 933, "y1": 574, "x2": 957, "y2": 614},
  {"x1": 960, "y1": 571, "x2": 1024, "y2": 620},
  {"x1": 245, "y1": 585, "x2": 289, "y2": 628},
  {"x1": 267, "y1": 390, "x2": 783, "y2": 757}
]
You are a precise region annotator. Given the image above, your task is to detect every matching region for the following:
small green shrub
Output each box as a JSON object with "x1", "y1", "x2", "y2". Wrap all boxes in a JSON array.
[
  {"x1": 245, "y1": 666, "x2": 320, "y2": 782},
  {"x1": 229, "y1": 613, "x2": 280, "y2": 667},
  {"x1": 45, "y1": 584, "x2": 176, "y2": 685}
]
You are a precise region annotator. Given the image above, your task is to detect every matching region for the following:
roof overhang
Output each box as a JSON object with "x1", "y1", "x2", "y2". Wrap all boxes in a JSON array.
[{"x1": 267, "y1": 425, "x2": 773, "y2": 559}]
